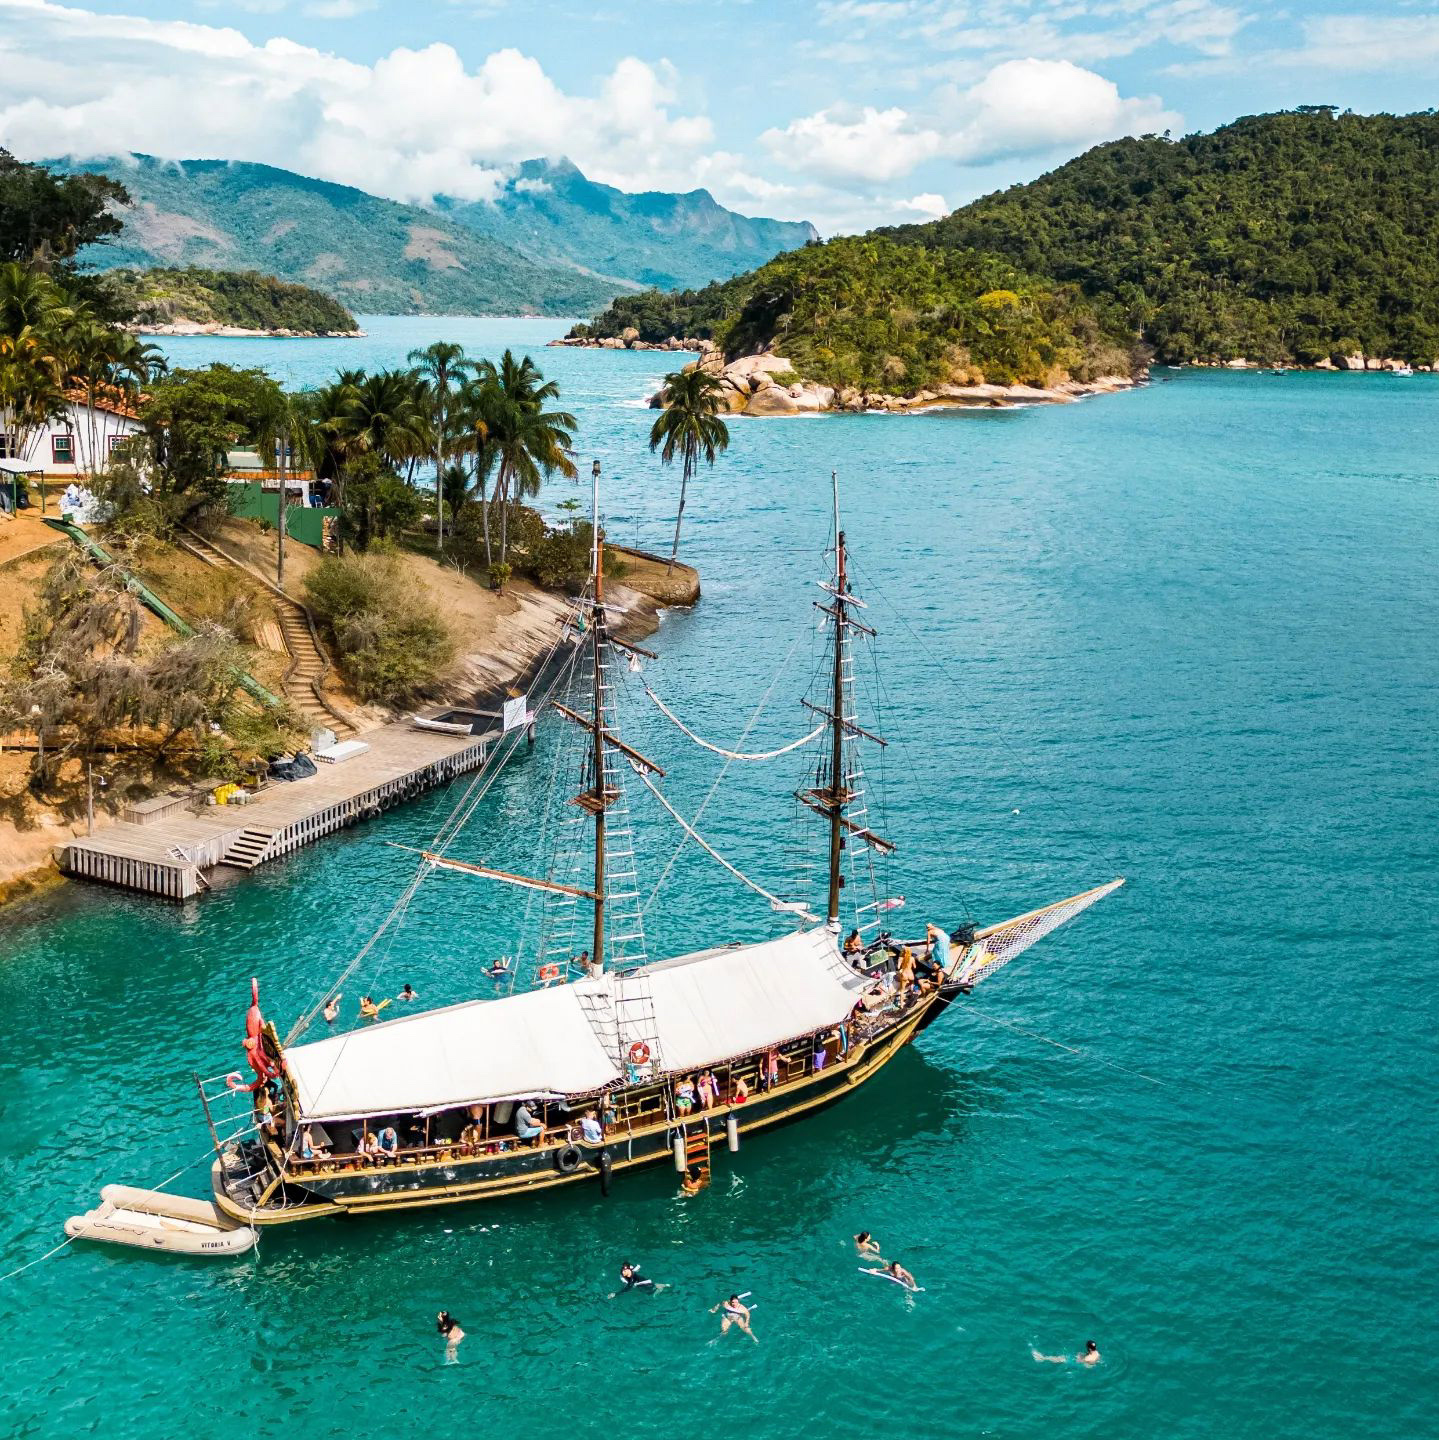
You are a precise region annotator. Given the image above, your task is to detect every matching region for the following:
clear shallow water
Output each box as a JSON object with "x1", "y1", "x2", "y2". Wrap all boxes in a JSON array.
[{"x1": 2, "y1": 322, "x2": 1436, "y2": 1438}]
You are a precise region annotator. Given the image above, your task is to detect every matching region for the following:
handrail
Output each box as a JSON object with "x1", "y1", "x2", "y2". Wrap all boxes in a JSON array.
[
  {"x1": 178, "y1": 524, "x2": 359, "y2": 735},
  {"x1": 42, "y1": 518, "x2": 285, "y2": 709}
]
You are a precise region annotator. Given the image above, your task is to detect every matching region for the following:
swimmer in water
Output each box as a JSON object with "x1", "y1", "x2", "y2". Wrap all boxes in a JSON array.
[
  {"x1": 610, "y1": 1262, "x2": 664, "y2": 1297},
  {"x1": 488, "y1": 958, "x2": 510, "y2": 982},
  {"x1": 322, "y1": 995, "x2": 340, "y2": 1024},
  {"x1": 854, "y1": 1230, "x2": 882, "y2": 1257},
  {"x1": 358, "y1": 994, "x2": 389, "y2": 1020},
  {"x1": 1032, "y1": 1340, "x2": 1101, "y2": 1366},
  {"x1": 437, "y1": 1310, "x2": 464, "y2": 1352},
  {"x1": 710, "y1": 1294, "x2": 757, "y2": 1343},
  {"x1": 861, "y1": 1259, "x2": 918, "y2": 1290}
]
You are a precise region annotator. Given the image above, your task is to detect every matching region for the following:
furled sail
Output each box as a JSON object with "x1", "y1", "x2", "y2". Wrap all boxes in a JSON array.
[{"x1": 956, "y1": 878, "x2": 1125, "y2": 988}]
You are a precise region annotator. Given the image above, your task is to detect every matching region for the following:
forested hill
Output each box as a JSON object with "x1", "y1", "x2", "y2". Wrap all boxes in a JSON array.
[
  {"x1": 577, "y1": 109, "x2": 1439, "y2": 374},
  {"x1": 883, "y1": 108, "x2": 1439, "y2": 365},
  {"x1": 107, "y1": 266, "x2": 358, "y2": 334}
]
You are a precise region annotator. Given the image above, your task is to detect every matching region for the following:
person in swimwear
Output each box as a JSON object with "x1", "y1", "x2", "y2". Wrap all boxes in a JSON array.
[
  {"x1": 398, "y1": 983, "x2": 418, "y2": 1003},
  {"x1": 680, "y1": 1167, "x2": 707, "y2": 1196},
  {"x1": 1033, "y1": 1340, "x2": 1101, "y2": 1365},
  {"x1": 854, "y1": 1230, "x2": 882, "y2": 1257},
  {"x1": 359, "y1": 994, "x2": 389, "y2": 1020},
  {"x1": 871, "y1": 1259, "x2": 917, "y2": 1290},
  {"x1": 711, "y1": 1295, "x2": 757, "y2": 1343},
  {"x1": 323, "y1": 995, "x2": 341, "y2": 1024},
  {"x1": 437, "y1": 1311, "x2": 464, "y2": 1352},
  {"x1": 619, "y1": 1262, "x2": 656, "y2": 1292},
  {"x1": 488, "y1": 957, "x2": 510, "y2": 982}
]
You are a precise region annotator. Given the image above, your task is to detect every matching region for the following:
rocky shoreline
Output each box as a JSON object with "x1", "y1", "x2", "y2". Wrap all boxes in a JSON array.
[
  {"x1": 646, "y1": 350, "x2": 1139, "y2": 415},
  {"x1": 549, "y1": 331, "x2": 702, "y2": 353},
  {"x1": 123, "y1": 320, "x2": 365, "y2": 339}
]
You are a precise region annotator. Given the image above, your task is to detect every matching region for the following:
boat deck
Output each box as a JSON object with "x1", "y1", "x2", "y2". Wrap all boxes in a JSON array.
[{"x1": 64, "y1": 722, "x2": 492, "y2": 899}]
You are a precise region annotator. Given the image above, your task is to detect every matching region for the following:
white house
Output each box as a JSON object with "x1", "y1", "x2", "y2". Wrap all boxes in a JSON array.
[{"x1": 0, "y1": 389, "x2": 143, "y2": 478}]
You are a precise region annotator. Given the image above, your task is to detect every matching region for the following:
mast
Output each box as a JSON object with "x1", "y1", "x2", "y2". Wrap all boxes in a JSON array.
[
  {"x1": 826, "y1": 513, "x2": 848, "y2": 929},
  {"x1": 590, "y1": 459, "x2": 607, "y2": 971}
]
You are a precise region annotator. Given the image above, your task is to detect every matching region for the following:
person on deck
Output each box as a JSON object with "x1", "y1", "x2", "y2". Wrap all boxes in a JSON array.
[
  {"x1": 896, "y1": 948, "x2": 917, "y2": 1000},
  {"x1": 731, "y1": 1076, "x2": 749, "y2": 1105},
  {"x1": 696, "y1": 1071, "x2": 719, "y2": 1109},
  {"x1": 377, "y1": 1125, "x2": 399, "y2": 1158},
  {"x1": 356, "y1": 1129, "x2": 381, "y2": 1160},
  {"x1": 579, "y1": 1109, "x2": 604, "y2": 1144},
  {"x1": 925, "y1": 922, "x2": 951, "y2": 979},
  {"x1": 675, "y1": 1076, "x2": 697, "y2": 1113},
  {"x1": 844, "y1": 928, "x2": 863, "y2": 957},
  {"x1": 761, "y1": 1048, "x2": 780, "y2": 1091},
  {"x1": 514, "y1": 1101, "x2": 543, "y2": 1143}
]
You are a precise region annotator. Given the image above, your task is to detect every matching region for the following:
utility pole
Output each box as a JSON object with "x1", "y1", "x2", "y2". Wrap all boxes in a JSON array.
[{"x1": 276, "y1": 420, "x2": 288, "y2": 592}]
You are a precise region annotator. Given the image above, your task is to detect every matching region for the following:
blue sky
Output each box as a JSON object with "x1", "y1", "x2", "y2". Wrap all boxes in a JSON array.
[{"x1": 1, "y1": 0, "x2": 1436, "y2": 232}]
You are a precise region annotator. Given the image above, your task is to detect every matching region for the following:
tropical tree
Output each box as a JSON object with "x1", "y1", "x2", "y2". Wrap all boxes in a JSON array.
[
  {"x1": 408, "y1": 340, "x2": 474, "y2": 552},
  {"x1": 648, "y1": 367, "x2": 730, "y2": 571},
  {"x1": 477, "y1": 351, "x2": 577, "y2": 573},
  {"x1": 339, "y1": 368, "x2": 431, "y2": 473}
]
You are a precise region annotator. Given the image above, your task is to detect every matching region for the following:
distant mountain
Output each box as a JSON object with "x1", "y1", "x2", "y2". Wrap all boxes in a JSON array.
[
  {"x1": 53, "y1": 155, "x2": 815, "y2": 317},
  {"x1": 435, "y1": 158, "x2": 817, "y2": 292}
]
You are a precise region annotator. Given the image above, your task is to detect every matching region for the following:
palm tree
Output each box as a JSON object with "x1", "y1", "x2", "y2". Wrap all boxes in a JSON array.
[
  {"x1": 648, "y1": 367, "x2": 730, "y2": 571},
  {"x1": 408, "y1": 341, "x2": 474, "y2": 553},
  {"x1": 340, "y1": 369, "x2": 431, "y2": 473},
  {"x1": 473, "y1": 352, "x2": 577, "y2": 571}
]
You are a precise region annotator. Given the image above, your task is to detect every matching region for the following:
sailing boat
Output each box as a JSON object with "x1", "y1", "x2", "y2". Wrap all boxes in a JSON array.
[{"x1": 204, "y1": 475, "x2": 1123, "y2": 1227}]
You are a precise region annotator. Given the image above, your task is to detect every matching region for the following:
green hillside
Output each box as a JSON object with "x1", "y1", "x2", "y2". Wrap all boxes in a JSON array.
[
  {"x1": 437, "y1": 157, "x2": 817, "y2": 291},
  {"x1": 107, "y1": 266, "x2": 358, "y2": 333},
  {"x1": 58, "y1": 156, "x2": 625, "y2": 316},
  {"x1": 578, "y1": 109, "x2": 1439, "y2": 375},
  {"x1": 884, "y1": 108, "x2": 1439, "y2": 365}
]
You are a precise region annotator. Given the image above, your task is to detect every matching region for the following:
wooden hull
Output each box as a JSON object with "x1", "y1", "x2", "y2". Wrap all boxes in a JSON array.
[{"x1": 213, "y1": 984, "x2": 955, "y2": 1227}]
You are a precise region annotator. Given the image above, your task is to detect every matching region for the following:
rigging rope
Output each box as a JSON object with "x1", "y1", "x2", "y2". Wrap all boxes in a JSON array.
[
  {"x1": 642, "y1": 630, "x2": 808, "y2": 914},
  {"x1": 642, "y1": 682, "x2": 824, "y2": 761},
  {"x1": 628, "y1": 760, "x2": 817, "y2": 921}
]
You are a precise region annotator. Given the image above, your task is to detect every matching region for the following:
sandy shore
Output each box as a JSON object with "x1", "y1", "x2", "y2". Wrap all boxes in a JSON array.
[{"x1": 121, "y1": 321, "x2": 365, "y2": 339}]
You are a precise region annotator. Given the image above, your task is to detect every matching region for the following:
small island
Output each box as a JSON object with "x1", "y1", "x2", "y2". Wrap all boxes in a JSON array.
[{"x1": 109, "y1": 266, "x2": 363, "y2": 338}]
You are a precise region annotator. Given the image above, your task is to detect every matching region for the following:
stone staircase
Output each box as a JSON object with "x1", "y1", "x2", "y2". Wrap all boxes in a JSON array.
[{"x1": 179, "y1": 528, "x2": 357, "y2": 738}]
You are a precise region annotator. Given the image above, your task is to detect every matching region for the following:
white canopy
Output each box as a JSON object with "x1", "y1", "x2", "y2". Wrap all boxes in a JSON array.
[
  {"x1": 622, "y1": 928, "x2": 862, "y2": 1075},
  {"x1": 286, "y1": 981, "x2": 624, "y2": 1122},
  {"x1": 284, "y1": 927, "x2": 865, "y2": 1122}
]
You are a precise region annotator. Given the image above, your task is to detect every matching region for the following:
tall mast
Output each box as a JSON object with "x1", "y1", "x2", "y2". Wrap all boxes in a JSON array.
[
  {"x1": 590, "y1": 460, "x2": 607, "y2": 971},
  {"x1": 826, "y1": 473, "x2": 847, "y2": 928}
]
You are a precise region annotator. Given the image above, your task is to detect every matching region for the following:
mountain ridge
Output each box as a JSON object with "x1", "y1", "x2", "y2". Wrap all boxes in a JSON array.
[{"x1": 55, "y1": 154, "x2": 814, "y2": 316}]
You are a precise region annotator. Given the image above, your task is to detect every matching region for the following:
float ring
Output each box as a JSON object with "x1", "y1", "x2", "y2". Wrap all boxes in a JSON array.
[{"x1": 627, "y1": 1041, "x2": 651, "y2": 1066}]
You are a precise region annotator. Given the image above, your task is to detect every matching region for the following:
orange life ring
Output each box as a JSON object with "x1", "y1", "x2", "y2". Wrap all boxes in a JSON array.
[
  {"x1": 628, "y1": 1041, "x2": 651, "y2": 1066},
  {"x1": 538, "y1": 963, "x2": 561, "y2": 983},
  {"x1": 224, "y1": 1072, "x2": 246, "y2": 1091}
]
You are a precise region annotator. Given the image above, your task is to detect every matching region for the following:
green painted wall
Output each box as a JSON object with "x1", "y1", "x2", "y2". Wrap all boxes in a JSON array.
[{"x1": 227, "y1": 482, "x2": 336, "y2": 549}]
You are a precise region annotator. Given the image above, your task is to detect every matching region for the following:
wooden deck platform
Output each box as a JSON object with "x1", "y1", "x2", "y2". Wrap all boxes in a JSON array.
[{"x1": 63, "y1": 722, "x2": 493, "y2": 900}]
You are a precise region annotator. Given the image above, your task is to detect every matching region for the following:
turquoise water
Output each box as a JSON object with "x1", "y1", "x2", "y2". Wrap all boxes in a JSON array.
[{"x1": 2, "y1": 320, "x2": 1436, "y2": 1438}]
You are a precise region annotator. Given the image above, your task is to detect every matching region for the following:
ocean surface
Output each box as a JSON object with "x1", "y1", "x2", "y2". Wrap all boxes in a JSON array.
[{"x1": 2, "y1": 318, "x2": 1436, "y2": 1439}]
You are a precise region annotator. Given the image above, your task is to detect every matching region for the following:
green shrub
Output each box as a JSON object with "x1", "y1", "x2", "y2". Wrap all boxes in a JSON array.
[{"x1": 304, "y1": 553, "x2": 454, "y2": 705}]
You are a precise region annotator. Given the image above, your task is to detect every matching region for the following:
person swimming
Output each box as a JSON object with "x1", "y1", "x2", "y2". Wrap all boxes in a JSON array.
[
  {"x1": 1033, "y1": 1340, "x2": 1101, "y2": 1365},
  {"x1": 860, "y1": 1259, "x2": 919, "y2": 1290},
  {"x1": 322, "y1": 995, "x2": 340, "y2": 1024},
  {"x1": 711, "y1": 1294, "x2": 757, "y2": 1343},
  {"x1": 437, "y1": 1311, "x2": 464, "y2": 1351},
  {"x1": 620, "y1": 1262, "x2": 656, "y2": 1291},
  {"x1": 854, "y1": 1230, "x2": 882, "y2": 1256}
]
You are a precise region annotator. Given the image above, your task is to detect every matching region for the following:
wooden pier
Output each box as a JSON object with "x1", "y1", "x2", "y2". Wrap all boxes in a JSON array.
[{"x1": 63, "y1": 722, "x2": 493, "y2": 900}]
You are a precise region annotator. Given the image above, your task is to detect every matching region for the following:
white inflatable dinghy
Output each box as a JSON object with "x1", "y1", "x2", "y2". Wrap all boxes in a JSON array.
[{"x1": 64, "y1": 1184, "x2": 257, "y2": 1256}]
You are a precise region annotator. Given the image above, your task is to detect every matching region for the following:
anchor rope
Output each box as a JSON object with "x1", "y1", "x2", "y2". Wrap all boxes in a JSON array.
[
  {"x1": 642, "y1": 682, "x2": 823, "y2": 761},
  {"x1": 628, "y1": 760, "x2": 816, "y2": 921}
]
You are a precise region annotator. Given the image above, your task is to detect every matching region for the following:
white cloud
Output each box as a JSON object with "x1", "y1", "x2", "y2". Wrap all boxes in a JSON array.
[
  {"x1": 942, "y1": 58, "x2": 1178, "y2": 164},
  {"x1": 1277, "y1": 15, "x2": 1439, "y2": 73},
  {"x1": 762, "y1": 105, "x2": 943, "y2": 185},
  {"x1": 0, "y1": 0, "x2": 717, "y2": 205},
  {"x1": 763, "y1": 57, "x2": 1177, "y2": 188},
  {"x1": 896, "y1": 192, "x2": 948, "y2": 218}
]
